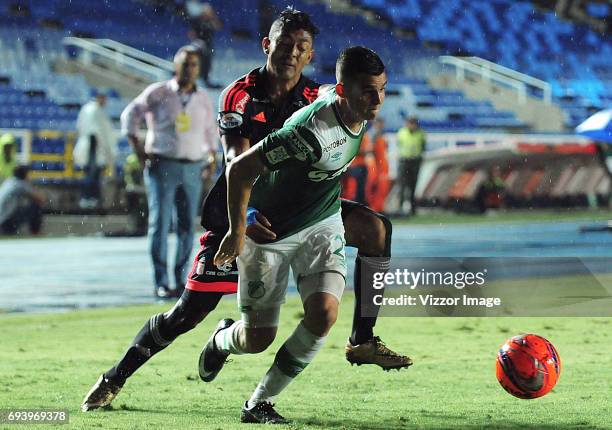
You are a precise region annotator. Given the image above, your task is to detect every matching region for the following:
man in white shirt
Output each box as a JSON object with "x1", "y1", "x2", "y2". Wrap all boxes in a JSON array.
[
  {"x1": 74, "y1": 89, "x2": 117, "y2": 209},
  {"x1": 121, "y1": 45, "x2": 217, "y2": 298}
]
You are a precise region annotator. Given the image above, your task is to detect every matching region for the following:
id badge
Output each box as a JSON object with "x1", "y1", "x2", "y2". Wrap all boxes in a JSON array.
[{"x1": 175, "y1": 111, "x2": 191, "y2": 132}]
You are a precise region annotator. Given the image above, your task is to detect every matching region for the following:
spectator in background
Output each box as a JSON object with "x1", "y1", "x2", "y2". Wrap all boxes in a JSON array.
[
  {"x1": 121, "y1": 45, "x2": 217, "y2": 299},
  {"x1": 0, "y1": 165, "x2": 45, "y2": 235},
  {"x1": 475, "y1": 166, "x2": 506, "y2": 213},
  {"x1": 366, "y1": 117, "x2": 391, "y2": 213},
  {"x1": 0, "y1": 133, "x2": 17, "y2": 183},
  {"x1": 556, "y1": 0, "x2": 610, "y2": 34},
  {"x1": 344, "y1": 130, "x2": 372, "y2": 205},
  {"x1": 397, "y1": 116, "x2": 426, "y2": 215},
  {"x1": 186, "y1": 1, "x2": 223, "y2": 88},
  {"x1": 73, "y1": 89, "x2": 117, "y2": 209},
  {"x1": 258, "y1": 0, "x2": 276, "y2": 39},
  {"x1": 595, "y1": 141, "x2": 612, "y2": 208},
  {"x1": 123, "y1": 153, "x2": 148, "y2": 236}
]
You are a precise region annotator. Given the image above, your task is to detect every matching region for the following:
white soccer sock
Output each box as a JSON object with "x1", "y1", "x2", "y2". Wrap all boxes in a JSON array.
[
  {"x1": 214, "y1": 320, "x2": 247, "y2": 355},
  {"x1": 247, "y1": 321, "x2": 326, "y2": 408}
]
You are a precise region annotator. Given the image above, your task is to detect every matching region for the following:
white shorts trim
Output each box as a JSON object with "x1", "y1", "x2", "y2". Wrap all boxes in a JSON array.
[{"x1": 298, "y1": 271, "x2": 345, "y2": 304}]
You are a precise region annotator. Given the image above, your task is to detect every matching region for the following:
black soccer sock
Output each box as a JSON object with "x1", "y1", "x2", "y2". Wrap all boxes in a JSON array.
[
  {"x1": 104, "y1": 290, "x2": 223, "y2": 384},
  {"x1": 104, "y1": 313, "x2": 172, "y2": 384},
  {"x1": 350, "y1": 255, "x2": 391, "y2": 346}
]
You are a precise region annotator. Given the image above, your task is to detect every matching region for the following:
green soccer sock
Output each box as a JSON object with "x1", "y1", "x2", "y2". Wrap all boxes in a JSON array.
[{"x1": 247, "y1": 321, "x2": 326, "y2": 408}]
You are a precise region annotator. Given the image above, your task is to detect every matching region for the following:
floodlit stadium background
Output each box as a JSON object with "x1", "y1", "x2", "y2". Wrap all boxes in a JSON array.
[
  {"x1": 1, "y1": 0, "x2": 611, "y2": 306},
  {"x1": 1, "y1": 2, "x2": 612, "y2": 429},
  {"x1": 1, "y1": 0, "x2": 610, "y2": 216}
]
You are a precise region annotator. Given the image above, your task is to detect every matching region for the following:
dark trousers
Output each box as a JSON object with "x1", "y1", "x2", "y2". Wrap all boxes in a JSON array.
[
  {"x1": 81, "y1": 136, "x2": 102, "y2": 201},
  {"x1": 398, "y1": 157, "x2": 422, "y2": 213},
  {"x1": 347, "y1": 165, "x2": 368, "y2": 205},
  {"x1": 1, "y1": 202, "x2": 43, "y2": 234},
  {"x1": 126, "y1": 191, "x2": 148, "y2": 235},
  {"x1": 195, "y1": 40, "x2": 212, "y2": 83},
  {"x1": 200, "y1": 49, "x2": 212, "y2": 83}
]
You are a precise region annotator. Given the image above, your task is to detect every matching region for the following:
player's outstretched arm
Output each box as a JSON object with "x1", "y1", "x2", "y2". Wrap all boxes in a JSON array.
[{"x1": 214, "y1": 143, "x2": 268, "y2": 265}]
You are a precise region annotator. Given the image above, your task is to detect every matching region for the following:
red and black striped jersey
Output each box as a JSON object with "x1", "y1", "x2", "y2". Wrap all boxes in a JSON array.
[
  {"x1": 218, "y1": 66, "x2": 320, "y2": 144},
  {"x1": 201, "y1": 67, "x2": 321, "y2": 231}
]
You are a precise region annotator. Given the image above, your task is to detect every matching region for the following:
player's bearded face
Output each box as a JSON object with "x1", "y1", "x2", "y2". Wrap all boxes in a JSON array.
[
  {"x1": 344, "y1": 72, "x2": 387, "y2": 121},
  {"x1": 267, "y1": 29, "x2": 313, "y2": 79}
]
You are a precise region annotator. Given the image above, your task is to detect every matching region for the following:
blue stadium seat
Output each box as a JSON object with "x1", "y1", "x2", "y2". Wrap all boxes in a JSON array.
[{"x1": 2, "y1": 0, "x2": 607, "y2": 133}]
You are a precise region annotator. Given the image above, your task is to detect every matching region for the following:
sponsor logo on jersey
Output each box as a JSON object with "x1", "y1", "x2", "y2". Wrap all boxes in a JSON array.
[
  {"x1": 308, "y1": 164, "x2": 351, "y2": 182},
  {"x1": 323, "y1": 136, "x2": 347, "y2": 153},
  {"x1": 330, "y1": 152, "x2": 342, "y2": 161},
  {"x1": 265, "y1": 146, "x2": 291, "y2": 165},
  {"x1": 219, "y1": 112, "x2": 243, "y2": 129},
  {"x1": 235, "y1": 93, "x2": 250, "y2": 114},
  {"x1": 287, "y1": 130, "x2": 316, "y2": 162}
]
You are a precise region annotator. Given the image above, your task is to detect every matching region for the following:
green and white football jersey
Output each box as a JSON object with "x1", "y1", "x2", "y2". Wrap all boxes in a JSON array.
[{"x1": 251, "y1": 90, "x2": 366, "y2": 240}]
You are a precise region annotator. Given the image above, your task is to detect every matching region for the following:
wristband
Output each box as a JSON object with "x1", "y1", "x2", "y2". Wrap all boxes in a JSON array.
[{"x1": 246, "y1": 207, "x2": 259, "y2": 226}]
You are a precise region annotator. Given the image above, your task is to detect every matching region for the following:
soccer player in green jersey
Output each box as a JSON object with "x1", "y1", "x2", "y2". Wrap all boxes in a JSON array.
[{"x1": 207, "y1": 46, "x2": 387, "y2": 423}]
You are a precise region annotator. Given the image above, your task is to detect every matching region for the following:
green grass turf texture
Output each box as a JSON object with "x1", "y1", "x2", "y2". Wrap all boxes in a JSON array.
[{"x1": 1, "y1": 293, "x2": 611, "y2": 430}]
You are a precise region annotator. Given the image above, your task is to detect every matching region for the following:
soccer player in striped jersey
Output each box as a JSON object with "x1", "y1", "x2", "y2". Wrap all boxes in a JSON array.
[{"x1": 81, "y1": 8, "x2": 409, "y2": 413}]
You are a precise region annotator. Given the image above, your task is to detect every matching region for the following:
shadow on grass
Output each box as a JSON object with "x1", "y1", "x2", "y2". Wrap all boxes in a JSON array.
[
  {"x1": 287, "y1": 416, "x2": 600, "y2": 430},
  {"x1": 83, "y1": 405, "x2": 604, "y2": 429},
  {"x1": 98, "y1": 405, "x2": 167, "y2": 414}
]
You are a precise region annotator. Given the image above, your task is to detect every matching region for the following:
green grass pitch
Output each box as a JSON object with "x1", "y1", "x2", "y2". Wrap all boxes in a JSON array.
[{"x1": 1, "y1": 293, "x2": 611, "y2": 429}]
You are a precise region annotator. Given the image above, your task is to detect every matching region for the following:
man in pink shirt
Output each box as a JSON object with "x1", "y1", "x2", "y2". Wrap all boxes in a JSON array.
[{"x1": 121, "y1": 45, "x2": 217, "y2": 298}]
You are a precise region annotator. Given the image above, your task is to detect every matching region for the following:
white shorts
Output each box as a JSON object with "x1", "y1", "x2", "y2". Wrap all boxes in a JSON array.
[{"x1": 237, "y1": 211, "x2": 346, "y2": 312}]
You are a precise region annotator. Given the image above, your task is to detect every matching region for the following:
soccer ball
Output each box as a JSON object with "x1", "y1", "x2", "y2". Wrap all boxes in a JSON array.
[{"x1": 496, "y1": 334, "x2": 561, "y2": 399}]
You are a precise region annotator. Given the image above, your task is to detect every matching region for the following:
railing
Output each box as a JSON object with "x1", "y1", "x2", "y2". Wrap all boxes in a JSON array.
[
  {"x1": 423, "y1": 132, "x2": 589, "y2": 155},
  {"x1": 62, "y1": 37, "x2": 172, "y2": 82},
  {"x1": 440, "y1": 56, "x2": 552, "y2": 105},
  {"x1": 94, "y1": 39, "x2": 173, "y2": 71}
]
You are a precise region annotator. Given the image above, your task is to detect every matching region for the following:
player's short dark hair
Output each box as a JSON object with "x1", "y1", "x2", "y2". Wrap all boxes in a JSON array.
[
  {"x1": 13, "y1": 165, "x2": 29, "y2": 180},
  {"x1": 336, "y1": 46, "x2": 385, "y2": 82},
  {"x1": 269, "y1": 7, "x2": 319, "y2": 40},
  {"x1": 174, "y1": 45, "x2": 200, "y2": 63}
]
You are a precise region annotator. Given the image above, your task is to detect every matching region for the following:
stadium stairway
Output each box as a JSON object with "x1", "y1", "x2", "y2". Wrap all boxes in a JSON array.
[{"x1": 427, "y1": 70, "x2": 564, "y2": 132}]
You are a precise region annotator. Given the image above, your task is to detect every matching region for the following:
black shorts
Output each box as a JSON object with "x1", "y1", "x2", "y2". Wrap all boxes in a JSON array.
[{"x1": 185, "y1": 231, "x2": 240, "y2": 294}]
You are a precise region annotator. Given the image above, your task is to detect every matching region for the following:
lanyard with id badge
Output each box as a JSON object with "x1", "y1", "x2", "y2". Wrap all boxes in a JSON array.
[{"x1": 175, "y1": 92, "x2": 193, "y2": 133}]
